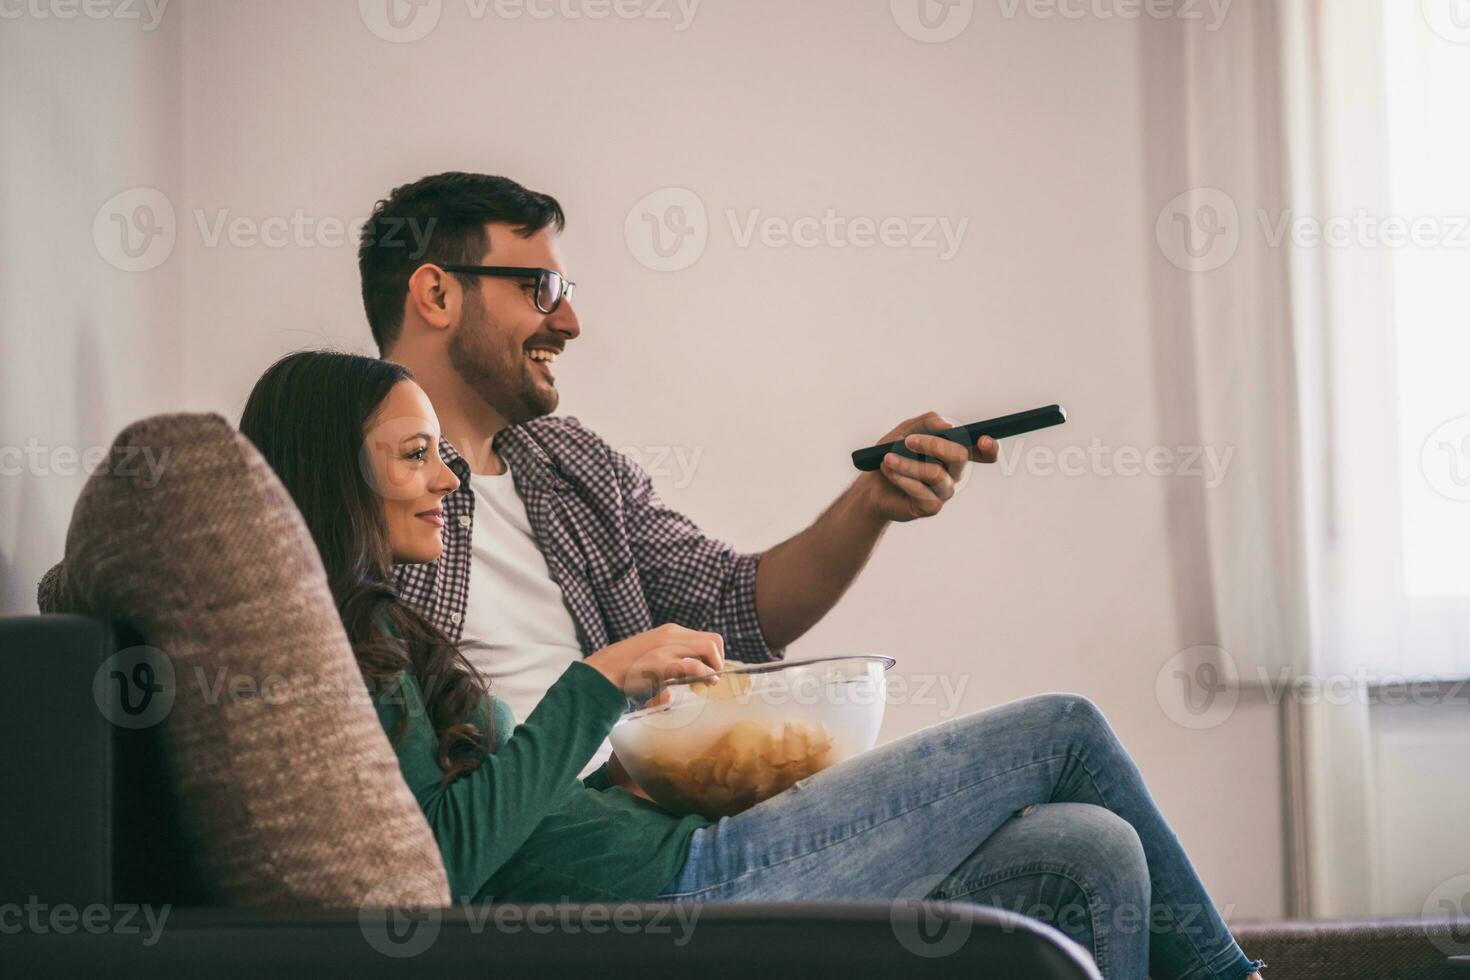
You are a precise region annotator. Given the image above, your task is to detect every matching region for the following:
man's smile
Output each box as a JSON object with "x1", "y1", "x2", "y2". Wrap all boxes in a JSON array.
[{"x1": 527, "y1": 344, "x2": 561, "y2": 379}]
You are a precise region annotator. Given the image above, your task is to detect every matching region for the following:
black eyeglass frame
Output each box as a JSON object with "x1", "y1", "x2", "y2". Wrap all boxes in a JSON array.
[{"x1": 436, "y1": 264, "x2": 576, "y2": 315}]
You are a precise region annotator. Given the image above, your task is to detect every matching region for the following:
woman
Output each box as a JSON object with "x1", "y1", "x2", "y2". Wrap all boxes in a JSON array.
[{"x1": 240, "y1": 350, "x2": 1263, "y2": 980}]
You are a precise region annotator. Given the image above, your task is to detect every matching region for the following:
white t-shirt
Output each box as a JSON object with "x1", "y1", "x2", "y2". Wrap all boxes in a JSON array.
[{"x1": 457, "y1": 463, "x2": 614, "y2": 778}]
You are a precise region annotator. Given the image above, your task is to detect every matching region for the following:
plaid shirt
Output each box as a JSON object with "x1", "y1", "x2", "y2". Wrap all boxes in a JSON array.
[{"x1": 392, "y1": 415, "x2": 784, "y2": 665}]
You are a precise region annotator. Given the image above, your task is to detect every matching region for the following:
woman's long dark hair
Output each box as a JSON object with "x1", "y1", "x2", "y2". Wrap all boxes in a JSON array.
[{"x1": 240, "y1": 350, "x2": 490, "y2": 784}]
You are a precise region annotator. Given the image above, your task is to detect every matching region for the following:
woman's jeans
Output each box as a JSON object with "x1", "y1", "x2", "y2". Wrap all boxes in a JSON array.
[{"x1": 655, "y1": 693, "x2": 1263, "y2": 980}]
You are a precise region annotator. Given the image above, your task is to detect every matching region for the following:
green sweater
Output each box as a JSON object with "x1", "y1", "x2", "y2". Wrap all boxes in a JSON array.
[{"x1": 372, "y1": 659, "x2": 709, "y2": 903}]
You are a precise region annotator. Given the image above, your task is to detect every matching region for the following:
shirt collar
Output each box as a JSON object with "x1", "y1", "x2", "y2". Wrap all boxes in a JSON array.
[{"x1": 438, "y1": 423, "x2": 566, "y2": 492}]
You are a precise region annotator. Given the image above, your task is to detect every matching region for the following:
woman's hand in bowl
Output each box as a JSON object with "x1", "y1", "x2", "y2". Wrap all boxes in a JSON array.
[{"x1": 585, "y1": 623, "x2": 725, "y2": 699}]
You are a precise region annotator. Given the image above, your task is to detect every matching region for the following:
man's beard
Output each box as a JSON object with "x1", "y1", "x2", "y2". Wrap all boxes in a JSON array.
[{"x1": 447, "y1": 294, "x2": 558, "y2": 425}]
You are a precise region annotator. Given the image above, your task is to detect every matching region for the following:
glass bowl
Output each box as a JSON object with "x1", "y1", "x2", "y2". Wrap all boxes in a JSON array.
[{"x1": 608, "y1": 655, "x2": 895, "y2": 819}]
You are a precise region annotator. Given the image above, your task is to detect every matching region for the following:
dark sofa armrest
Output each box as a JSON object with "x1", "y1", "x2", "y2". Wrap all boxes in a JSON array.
[{"x1": 0, "y1": 902, "x2": 1102, "y2": 978}]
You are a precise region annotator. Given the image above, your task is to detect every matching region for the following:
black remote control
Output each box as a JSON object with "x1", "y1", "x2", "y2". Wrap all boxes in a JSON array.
[{"x1": 851, "y1": 405, "x2": 1067, "y2": 471}]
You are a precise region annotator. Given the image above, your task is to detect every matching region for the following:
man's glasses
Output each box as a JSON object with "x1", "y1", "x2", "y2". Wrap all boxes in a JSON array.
[{"x1": 437, "y1": 265, "x2": 576, "y2": 315}]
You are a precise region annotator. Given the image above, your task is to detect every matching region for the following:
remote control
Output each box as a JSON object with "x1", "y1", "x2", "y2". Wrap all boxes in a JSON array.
[{"x1": 851, "y1": 405, "x2": 1067, "y2": 471}]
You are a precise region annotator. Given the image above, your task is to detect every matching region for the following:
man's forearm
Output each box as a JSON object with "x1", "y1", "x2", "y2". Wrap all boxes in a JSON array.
[{"x1": 753, "y1": 479, "x2": 889, "y2": 649}]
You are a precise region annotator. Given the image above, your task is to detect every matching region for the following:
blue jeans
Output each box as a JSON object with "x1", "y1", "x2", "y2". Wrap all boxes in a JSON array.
[{"x1": 655, "y1": 693, "x2": 1263, "y2": 980}]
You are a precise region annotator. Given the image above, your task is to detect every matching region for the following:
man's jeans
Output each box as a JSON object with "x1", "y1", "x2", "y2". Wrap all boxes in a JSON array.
[{"x1": 656, "y1": 693, "x2": 1263, "y2": 980}]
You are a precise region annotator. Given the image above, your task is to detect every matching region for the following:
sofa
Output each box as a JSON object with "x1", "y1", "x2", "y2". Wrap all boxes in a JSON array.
[
  {"x1": 0, "y1": 612, "x2": 1104, "y2": 977},
  {"x1": 5, "y1": 410, "x2": 1464, "y2": 978},
  {"x1": 7, "y1": 621, "x2": 1467, "y2": 978}
]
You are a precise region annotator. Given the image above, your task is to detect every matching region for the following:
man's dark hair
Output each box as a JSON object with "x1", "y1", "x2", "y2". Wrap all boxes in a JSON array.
[{"x1": 358, "y1": 172, "x2": 566, "y2": 352}]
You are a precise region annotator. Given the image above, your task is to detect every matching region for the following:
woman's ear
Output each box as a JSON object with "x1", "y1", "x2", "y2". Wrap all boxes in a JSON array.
[{"x1": 405, "y1": 264, "x2": 457, "y2": 333}]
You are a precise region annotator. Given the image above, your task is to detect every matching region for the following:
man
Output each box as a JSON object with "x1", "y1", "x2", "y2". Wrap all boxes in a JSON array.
[{"x1": 359, "y1": 172, "x2": 997, "y2": 781}]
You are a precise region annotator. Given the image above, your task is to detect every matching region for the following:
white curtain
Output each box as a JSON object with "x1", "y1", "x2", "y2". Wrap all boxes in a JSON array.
[
  {"x1": 1175, "y1": 0, "x2": 1470, "y2": 917},
  {"x1": 1276, "y1": 0, "x2": 1390, "y2": 919},
  {"x1": 1172, "y1": 0, "x2": 1306, "y2": 685},
  {"x1": 1288, "y1": 0, "x2": 1470, "y2": 915},
  {"x1": 1162, "y1": 0, "x2": 1326, "y2": 915},
  {"x1": 1278, "y1": 0, "x2": 1470, "y2": 916}
]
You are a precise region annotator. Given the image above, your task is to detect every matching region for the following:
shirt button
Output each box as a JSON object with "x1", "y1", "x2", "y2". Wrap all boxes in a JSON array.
[
  {"x1": 449, "y1": 613, "x2": 462, "y2": 626},
  {"x1": 457, "y1": 515, "x2": 471, "y2": 528}
]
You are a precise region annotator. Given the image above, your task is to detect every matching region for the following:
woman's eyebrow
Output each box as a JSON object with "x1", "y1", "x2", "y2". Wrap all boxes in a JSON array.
[{"x1": 398, "y1": 431, "x2": 434, "y2": 445}]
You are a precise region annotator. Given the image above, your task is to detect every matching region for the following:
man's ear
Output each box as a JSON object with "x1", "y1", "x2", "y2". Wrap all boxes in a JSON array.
[{"x1": 405, "y1": 263, "x2": 457, "y2": 333}]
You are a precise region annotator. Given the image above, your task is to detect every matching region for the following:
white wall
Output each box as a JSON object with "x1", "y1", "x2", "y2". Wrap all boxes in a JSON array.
[
  {"x1": 1371, "y1": 697, "x2": 1470, "y2": 914},
  {"x1": 171, "y1": 0, "x2": 1287, "y2": 919},
  {"x1": 0, "y1": 6, "x2": 185, "y2": 612},
  {"x1": 2, "y1": 0, "x2": 1289, "y2": 919}
]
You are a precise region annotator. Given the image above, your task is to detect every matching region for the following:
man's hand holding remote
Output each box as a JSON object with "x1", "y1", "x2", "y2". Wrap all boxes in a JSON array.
[{"x1": 858, "y1": 411, "x2": 1000, "y2": 523}]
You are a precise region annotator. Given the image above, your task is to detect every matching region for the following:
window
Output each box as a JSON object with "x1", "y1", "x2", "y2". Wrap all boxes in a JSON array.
[{"x1": 1381, "y1": 1, "x2": 1470, "y2": 673}]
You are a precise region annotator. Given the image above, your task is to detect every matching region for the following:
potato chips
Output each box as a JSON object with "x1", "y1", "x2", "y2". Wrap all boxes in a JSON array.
[{"x1": 638, "y1": 718, "x2": 836, "y2": 818}]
